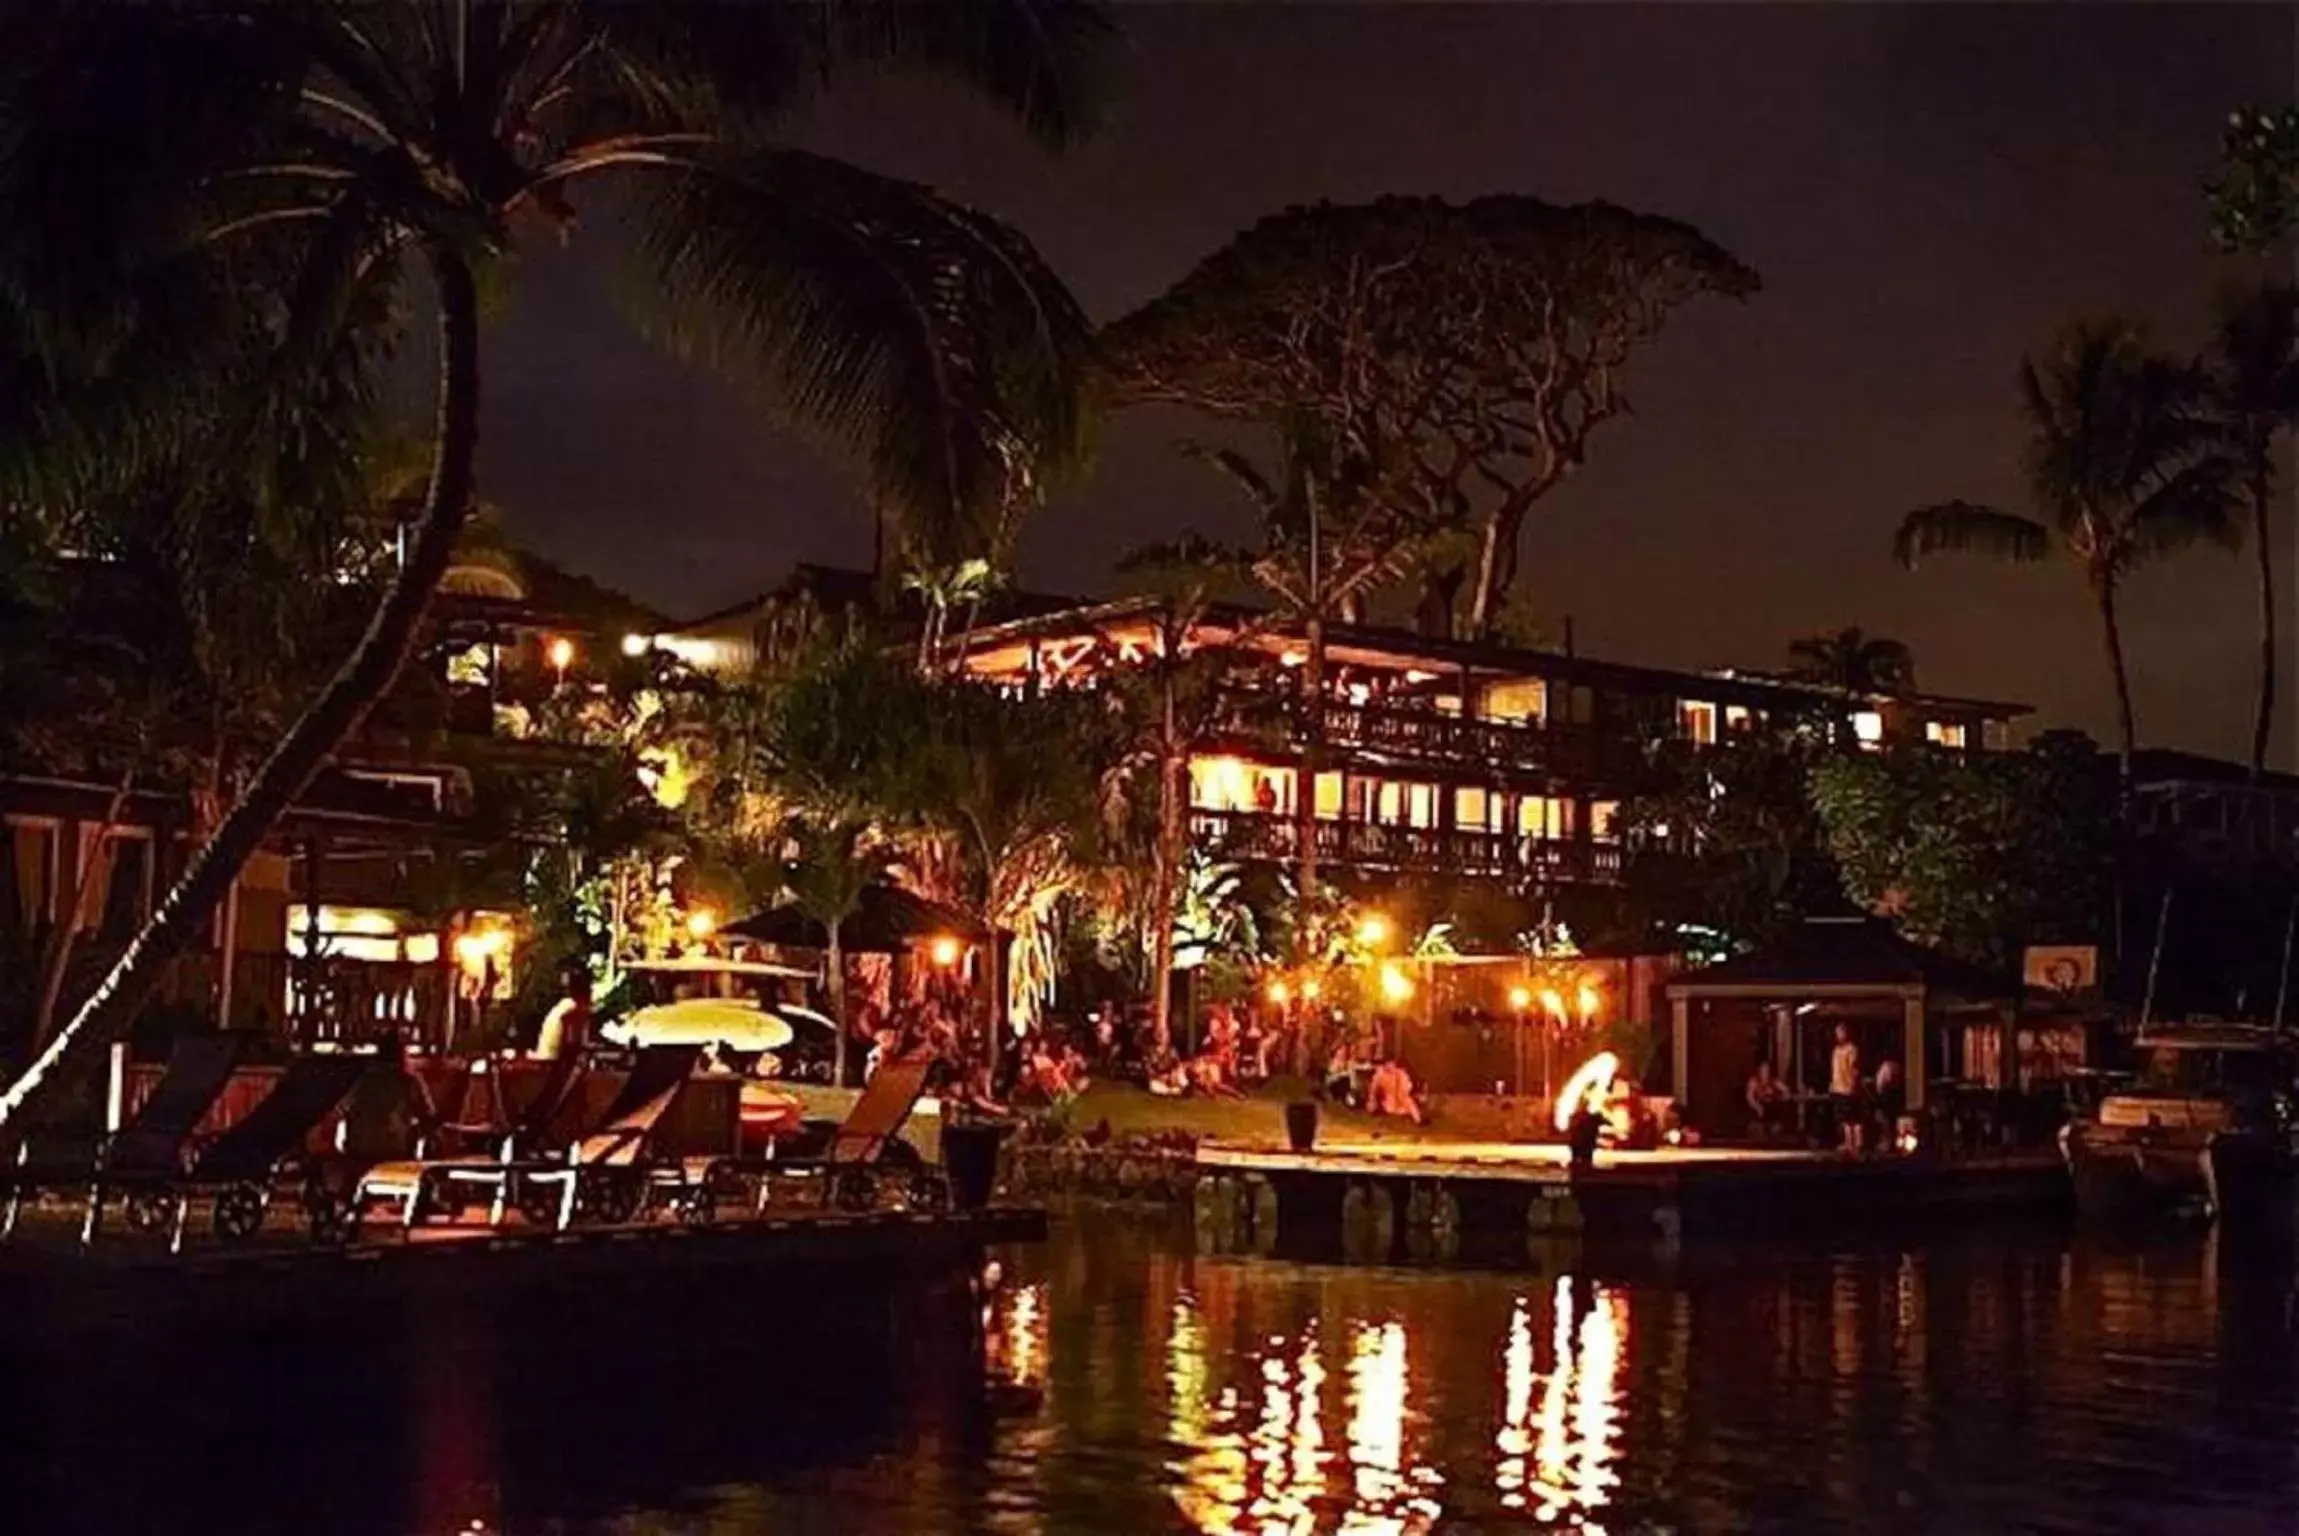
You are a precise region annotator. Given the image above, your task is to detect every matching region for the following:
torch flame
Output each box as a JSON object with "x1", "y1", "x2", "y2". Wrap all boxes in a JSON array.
[{"x1": 1552, "y1": 1050, "x2": 1621, "y2": 1133}]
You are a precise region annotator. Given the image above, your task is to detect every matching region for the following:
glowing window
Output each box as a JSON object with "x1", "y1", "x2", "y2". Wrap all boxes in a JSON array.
[
  {"x1": 1926, "y1": 721, "x2": 1969, "y2": 749},
  {"x1": 1680, "y1": 701, "x2": 1718, "y2": 745},
  {"x1": 1852, "y1": 711, "x2": 1885, "y2": 747}
]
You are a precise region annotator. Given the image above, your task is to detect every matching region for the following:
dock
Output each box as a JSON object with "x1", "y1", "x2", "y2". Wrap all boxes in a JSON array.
[{"x1": 1193, "y1": 1139, "x2": 2067, "y2": 1261}]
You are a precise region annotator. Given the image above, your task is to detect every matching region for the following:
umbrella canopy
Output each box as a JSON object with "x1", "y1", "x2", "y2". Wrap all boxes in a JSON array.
[
  {"x1": 603, "y1": 999, "x2": 795, "y2": 1052},
  {"x1": 728, "y1": 884, "x2": 988, "y2": 954}
]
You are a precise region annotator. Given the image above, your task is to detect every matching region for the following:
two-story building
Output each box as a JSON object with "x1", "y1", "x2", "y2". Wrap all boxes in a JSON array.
[{"x1": 948, "y1": 596, "x2": 2029, "y2": 909}]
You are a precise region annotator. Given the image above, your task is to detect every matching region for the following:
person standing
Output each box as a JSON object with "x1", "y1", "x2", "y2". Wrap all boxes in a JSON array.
[
  {"x1": 535, "y1": 965, "x2": 593, "y2": 1061},
  {"x1": 1829, "y1": 1022, "x2": 1864, "y2": 1155}
]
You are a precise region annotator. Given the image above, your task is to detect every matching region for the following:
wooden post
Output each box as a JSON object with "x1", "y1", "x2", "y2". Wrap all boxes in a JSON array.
[
  {"x1": 1903, "y1": 993, "x2": 1927, "y2": 1113},
  {"x1": 1670, "y1": 995, "x2": 1691, "y2": 1110}
]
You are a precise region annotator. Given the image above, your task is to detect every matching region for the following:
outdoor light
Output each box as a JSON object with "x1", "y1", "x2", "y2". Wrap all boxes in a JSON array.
[
  {"x1": 620, "y1": 632, "x2": 649, "y2": 658},
  {"x1": 684, "y1": 908, "x2": 717, "y2": 940},
  {"x1": 930, "y1": 934, "x2": 963, "y2": 968},
  {"x1": 453, "y1": 928, "x2": 507, "y2": 975},
  {"x1": 1508, "y1": 985, "x2": 1533, "y2": 1012},
  {"x1": 547, "y1": 635, "x2": 576, "y2": 672},
  {"x1": 1266, "y1": 978, "x2": 1292, "y2": 1006},
  {"x1": 1539, "y1": 986, "x2": 1567, "y2": 1023},
  {"x1": 1301, "y1": 978, "x2": 1322, "y2": 1001},
  {"x1": 1378, "y1": 962, "x2": 1413, "y2": 1004},
  {"x1": 1356, "y1": 912, "x2": 1392, "y2": 948},
  {"x1": 1577, "y1": 982, "x2": 1601, "y2": 1022}
]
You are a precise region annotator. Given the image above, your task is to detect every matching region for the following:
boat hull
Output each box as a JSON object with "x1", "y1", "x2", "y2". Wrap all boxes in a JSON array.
[{"x1": 2062, "y1": 1124, "x2": 2294, "y2": 1226}]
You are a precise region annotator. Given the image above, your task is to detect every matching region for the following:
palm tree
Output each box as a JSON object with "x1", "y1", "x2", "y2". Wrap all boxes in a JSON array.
[
  {"x1": 776, "y1": 818, "x2": 888, "y2": 1088},
  {"x1": 2209, "y1": 283, "x2": 2299, "y2": 776},
  {"x1": 1122, "y1": 415, "x2": 1417, "y2": 979},
  {"x1": 0, "y1": 2, "x2": 1108, "y2": 1126},
  {"x1": 1893, "y1": 320, "x2": 2237, "y2": 769},
  {"x1": 1785, "y1": 627, "x2": 1917, "y2": 694}
]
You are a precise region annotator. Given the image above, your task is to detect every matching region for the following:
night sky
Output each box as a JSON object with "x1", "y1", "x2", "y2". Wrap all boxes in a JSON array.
[{"x1": 479, "y1": 4, "x2": 2295, "y2": 760}]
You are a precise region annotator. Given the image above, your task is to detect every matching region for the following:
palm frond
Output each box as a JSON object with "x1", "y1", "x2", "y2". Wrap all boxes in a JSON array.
[
  {"x1": 625, "y1": 145, "x2": 1090, "y2": 567},
  {"x1": 2121, "y1": 456, "x2": 2244, "y2": 564},
  {"x1": 1892, "y1": 501, "x2": 2050, "y2": 569},
  {"x1": 1177, "y1": 440, "x2": 1279, "y2": 513}
]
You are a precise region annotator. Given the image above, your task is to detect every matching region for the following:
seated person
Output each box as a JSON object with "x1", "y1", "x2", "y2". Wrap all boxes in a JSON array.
[
  {"x1": 1744, "y1": 1059, "x2": 1788, "y2": 1137},
  {"x1": 1365, "y1": 1058, "x2": 1424, "y2": 1124},
  {"x1": 1605, "y1": 1077, "x2": 1657, "y2": 1150},
  {"x1": 1186, "y1": 1051, "x2": 1242, "y2": 1099},
  {"x1": 1323, "y1": 1039, "x2": 1359, "y2": 1107}
]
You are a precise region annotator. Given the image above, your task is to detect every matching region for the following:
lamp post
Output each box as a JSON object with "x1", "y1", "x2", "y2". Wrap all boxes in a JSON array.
[{"x1": 1507, "y1": 985, "x2": 1533, "y2": 1098}]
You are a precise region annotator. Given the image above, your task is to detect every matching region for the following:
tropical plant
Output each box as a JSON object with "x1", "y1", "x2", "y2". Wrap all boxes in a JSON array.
[
  {"x1": 2207, "y1": 283, "x2": 2299, "y2": 776},
  {"x1": 1120, "y1": 415, "x2": 1415, "y2": 955},
  {"x1": 1892, "y1": 320, "x2": 2237, "y2": 769},
  {"x1": 773, "y1": 817, "x2": 889, "y2": 1086},
  {"x1": 0, "y1": 1, "x2": 1109, "y2": 1125},
  {"x1": 1811, "y1": 730, "x2": 2116, "y2": 969},
  {"x1": 1784, "y1": 627, "x2": 1916, "y2": 695}
]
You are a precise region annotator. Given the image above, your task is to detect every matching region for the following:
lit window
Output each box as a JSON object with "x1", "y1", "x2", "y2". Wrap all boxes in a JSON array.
[
  {"x1": 1188, "y1": 756, "x2": 1253, "y2": 811},
  {"x1": 1852, "y1": 710, "x2": 1885, "y2": 747},
  {"x1": 1724, "y1": 705, "x2": 1753, "y2": 733},
  {"x1": 1680, "y1": 701, "x2": 1718, "y2": 745},
  {"x1": 1314, "y1": 772, "x2": 1344, "y2": 820},
  {"x1": 1517, "y1": 796, "x2": 1575, "y2": 840},
  {"x1": 1591, "y1": 801, "x2": 1621, "y2": 841},
  {"x1": 1455, "y1": 787, "x2": 1498, "y2": 831},
  {"x1": 1406, "y1": 783, "x2": 1437, "y2": 829},
  {"x1": 1483, "y1": 678, "x2": 1547, "y2": 724},
  {"x1": 444, "y1": 642, "x2": 492, "y2": 687},
  {"x1": 1376, "y1": 781, "x2": 1403, "y2": 825},
  {"x1": 1926, "y1": 721, "x2": 1969, "y2": 749}
]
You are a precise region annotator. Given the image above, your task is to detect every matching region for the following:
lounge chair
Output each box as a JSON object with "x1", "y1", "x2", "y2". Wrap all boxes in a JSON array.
[
  {"x1": 758, "y1": 1053, "x2": 944, "y2": 1212},
  {"x1": 133, "y1": 1053, "x2": 372, "y2": 1251},
  {"x1": 509, "y1": 1044, "x2": 711, "y2": 1229},
  {"x1": 354, "y1": 1048, "x2": 699, "y2": 1232},
  {"x1": 350, "y1": 1052, "x2": 583, "y2": 1230},
  {"x1": 2, "y1": 1034, "x2": 248, "y2": 1245}
]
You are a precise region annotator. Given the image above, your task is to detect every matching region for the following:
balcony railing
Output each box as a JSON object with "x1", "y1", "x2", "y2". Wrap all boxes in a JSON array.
[
  {"x1": 1189, "y1": 808, "x2": 1624, "y2": 885},
  {"x1": 1204, "y1": 689, "x2": 1636, "y2": 779}
]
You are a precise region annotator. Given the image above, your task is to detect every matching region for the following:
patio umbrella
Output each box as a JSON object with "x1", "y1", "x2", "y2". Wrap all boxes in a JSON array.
[
  {"x1": 727, "y1": 883, "x2": 989, "y2": 953},
  {"x1": 602, "y1": 999, "x2": 796, "y2": 1052}
]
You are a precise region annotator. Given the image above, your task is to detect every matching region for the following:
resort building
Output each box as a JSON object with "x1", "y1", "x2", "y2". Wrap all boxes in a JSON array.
[{"x1": 948, "y1": 595, "x2": 2028, "y2": 906}]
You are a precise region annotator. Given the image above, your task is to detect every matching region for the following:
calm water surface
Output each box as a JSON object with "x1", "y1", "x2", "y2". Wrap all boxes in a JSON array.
[{"x1": 8, "y1": 1211, "x2": 2298, "y2": 1534}]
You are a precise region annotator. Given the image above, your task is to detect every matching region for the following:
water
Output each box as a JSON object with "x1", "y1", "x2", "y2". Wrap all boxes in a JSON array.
[{"x1": 5, "y1": 1211, "x2": 2298, "y2": 1534}]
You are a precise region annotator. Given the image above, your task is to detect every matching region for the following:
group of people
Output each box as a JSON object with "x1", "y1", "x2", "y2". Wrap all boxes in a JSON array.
[
  {"x1": 1743, "y1": 1021, "x2": 1904, "y2": 1154},
  {"x1": 1321, "y1": 1029, "x2": 1425, "y2": 1124}
]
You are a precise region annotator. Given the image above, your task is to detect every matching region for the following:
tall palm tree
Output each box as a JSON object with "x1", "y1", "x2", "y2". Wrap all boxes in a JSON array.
[
  {"x1": 1894, "y1": 320, "x2": 2237, "y2": 770},
  {"x1": 0, "y1": 2, "x2": 1109, "y2": 1127},
  {"x1": 1785, "y1": 627, "x2": 1917, "y2": 694},
  {"x1": 1122, "y1": 415, "x2": 1417, "y2": 996},
  {"x1": 2209, "y1": 282, "x2": 2299, "y2": 776}
]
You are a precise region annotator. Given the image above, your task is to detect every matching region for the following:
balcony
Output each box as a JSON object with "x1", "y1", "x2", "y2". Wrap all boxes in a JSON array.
[
  {"x1": 1204, "y1": 688, "x2": 1636, "y2": 781},
  {"x1": 1189, "y1": 808, "x2": 1624, "y2": 885}
]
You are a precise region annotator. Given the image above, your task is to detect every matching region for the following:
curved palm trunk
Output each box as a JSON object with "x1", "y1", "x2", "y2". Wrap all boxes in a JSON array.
[
  {"x1": 2096, "y1": 576, "x2": 2138, "y2": 775},
  {"x1": 2252, "y1": 469, "x2": 2278, "y2": 777},
  {"x1": 0, "y1": 250, "x2": 483, "y2": 1129}
]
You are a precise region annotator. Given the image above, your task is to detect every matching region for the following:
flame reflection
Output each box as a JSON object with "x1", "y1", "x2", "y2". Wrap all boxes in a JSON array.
[
  {"x1": 1168, "y1": 1312, "x2": 1443, "y2": 1534},
  {"x1": 1497, "y1": 1275, "x2": 1629, "y2": 1526},
  {"x1": 991, "y1": 1281, "x2": 1047, "y2": 1387}
]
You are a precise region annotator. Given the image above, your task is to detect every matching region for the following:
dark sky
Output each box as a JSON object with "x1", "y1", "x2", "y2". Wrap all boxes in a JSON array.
[{"x1": 478, "y1": 3, "x2": 2297, "y2": 760}]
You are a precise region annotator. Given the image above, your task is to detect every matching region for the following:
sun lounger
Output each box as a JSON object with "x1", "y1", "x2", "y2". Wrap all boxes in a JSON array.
[
  {"x1": 509, "y1": 1044, "x2": 710, "y2": 1229},
  {"x1": 757, "y1": 1053, "x2": 944, "y2": 1212},
  {"x1": 353, "y1": 1048, "x2": 701, "y2": 1232},
  {"x1": 128, "y1": 1053, "x2": 371, "y2": 1251},
  {"x1": 2, "y1": 1034, "x2": 248, "y2": 1244},
  {"x1": 351, "y1": 1052, "x2": 582, "y2": 1230}
]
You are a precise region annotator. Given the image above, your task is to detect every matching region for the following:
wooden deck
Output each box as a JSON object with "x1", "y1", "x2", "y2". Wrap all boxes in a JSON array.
[{"x1": 1192, "y1": 1138, "x2": 2068, "y2": 1260}]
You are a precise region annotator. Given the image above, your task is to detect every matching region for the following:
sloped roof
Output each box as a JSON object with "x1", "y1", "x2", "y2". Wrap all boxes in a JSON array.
[{"x1": 1668, "y1": 915, "x2": 2011, "y2": 999}]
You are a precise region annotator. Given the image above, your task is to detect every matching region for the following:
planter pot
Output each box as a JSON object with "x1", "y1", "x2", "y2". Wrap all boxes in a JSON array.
[
  {"x1": 942, "y1": 1121, "x2": 1011, "y2": 1210},
  {"x1": 1285, "y1": 1100, "x2": 1319, "y2": 1153}
]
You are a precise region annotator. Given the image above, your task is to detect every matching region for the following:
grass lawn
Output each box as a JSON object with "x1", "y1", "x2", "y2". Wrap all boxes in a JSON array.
[{"x1": 1056, "y1": 1080, "x2": 1491, "y2": 1148}]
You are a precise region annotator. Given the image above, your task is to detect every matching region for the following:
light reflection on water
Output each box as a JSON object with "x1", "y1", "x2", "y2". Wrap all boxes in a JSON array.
[{"x1": 12, "y1": 1210, "x2": 2299, "y2": 1533}]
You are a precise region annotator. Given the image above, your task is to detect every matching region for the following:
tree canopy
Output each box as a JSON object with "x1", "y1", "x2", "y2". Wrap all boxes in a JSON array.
[{"x1": 1099, "y1": 194, "x2": 1758, "y2": 636}]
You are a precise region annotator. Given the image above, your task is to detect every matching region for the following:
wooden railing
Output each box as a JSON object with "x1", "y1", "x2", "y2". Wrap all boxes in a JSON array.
[
  {"x1": 1189, "y1": 809, "x2": 1624, "y2": 885},
  {"x1": 1204, "y1": 688, "x2": 1637, "y2": 778}
]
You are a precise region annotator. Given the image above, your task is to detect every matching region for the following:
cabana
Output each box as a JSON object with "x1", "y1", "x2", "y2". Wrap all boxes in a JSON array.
[{"x1": 1666, "y1": 916, "x2": 2011, "y2": 1133}]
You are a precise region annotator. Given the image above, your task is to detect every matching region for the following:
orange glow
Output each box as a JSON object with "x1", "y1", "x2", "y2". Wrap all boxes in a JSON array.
[
  {"x1": 1552, "y1": 1050, "x2": 1620, "y2": 1132},
  {"x1": 1576, "y1": 982, "x2": 1600, "y2": 1021},
  {"x1": 546, "y1": 636, "x2": 575, "y2": 671},
  {"x1": 1300, "y1": 978, "x2": 1322, "y2": 1002},
  {"x1": 1507, "y1": 985, "x2": 1533, "y2": 1013},
  {"x1": 1378, "y1": 962, "x2": 1414, "y2": 1004},
  {"x1": 452, "y1": 927, "x2": 507, "y2": 974},
  {"x1": 1539, "y1": 987, "x2": 1568, "y2": 1024},
  {"x1": 1266, "y1": 978, "x2": 1292, "y2": 1006},
  {"x1": 1356, "y1": 912, "x2": 1392, "y2": 948},
  {"x1": 683, "y1": 907, "x2": 717, "y2": 940},
  {"x1": 929, "y1": 934, "x2": 963, "y2": 968}
]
